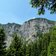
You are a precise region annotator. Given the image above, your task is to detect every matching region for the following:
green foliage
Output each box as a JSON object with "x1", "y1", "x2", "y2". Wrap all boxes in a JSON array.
[
  {"x1": 6, "y1": 26, "x2": 56, "y2": 56},
  {"x1": 48, "y1": 42, "x2": 56, "y2": 56},
  {"x1": 30, "y1": 0, "x2": 56, "y2": 15},
  {"x1": 0, "y1": 27, "x2": 6, "y2": 56},
  {"x1": 47, "y1": 26, "x2": 56, "y2": 56},
  {"x1": 6, "y1": 34, "x2": 23, "y2": 56}
]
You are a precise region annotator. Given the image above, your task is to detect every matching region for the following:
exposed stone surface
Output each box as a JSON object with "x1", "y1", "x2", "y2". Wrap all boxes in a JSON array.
[{"x1": 0, "y1": 18, "x2": 56, "y2": 47}]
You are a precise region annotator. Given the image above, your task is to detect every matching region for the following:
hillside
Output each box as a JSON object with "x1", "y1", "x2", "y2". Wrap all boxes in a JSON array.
[{"x1": 0, "y1": 18, "x2": 56, "y2": 47}]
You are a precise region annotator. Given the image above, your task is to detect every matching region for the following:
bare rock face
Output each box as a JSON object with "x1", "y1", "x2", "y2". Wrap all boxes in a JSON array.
[
  {"x1": 20, "y1": 18, "x2": 56, "y2": 41},
  {"x1": 0, "y1": 18, "x2": 56, "y2": 47}
]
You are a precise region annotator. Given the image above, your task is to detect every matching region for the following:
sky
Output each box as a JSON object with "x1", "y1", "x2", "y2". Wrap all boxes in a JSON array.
[{"x1": 0, "y1": 0, "x2": 56, "y2": 24}]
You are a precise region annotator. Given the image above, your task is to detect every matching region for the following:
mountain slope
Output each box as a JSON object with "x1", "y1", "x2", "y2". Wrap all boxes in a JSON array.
[
  {"x1": 20, "y1": 18, "x2": 56, "y2": 40},
  {"x1": 0, "y1": 18, "x2": 56, "y2": 47}
]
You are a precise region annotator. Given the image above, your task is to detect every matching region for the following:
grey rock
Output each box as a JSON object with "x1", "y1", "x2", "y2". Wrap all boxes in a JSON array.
[{"x1": 0, "y1": 18, "x2": 56, "y2": 47}]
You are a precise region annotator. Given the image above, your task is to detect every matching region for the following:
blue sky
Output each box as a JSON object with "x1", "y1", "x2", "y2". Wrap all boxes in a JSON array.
[{"x1": 0, "y1": 0, "x2": 56, "y2": 24}]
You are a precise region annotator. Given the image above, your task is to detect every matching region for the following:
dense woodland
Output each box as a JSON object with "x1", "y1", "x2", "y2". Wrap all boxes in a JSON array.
[{"x1": 0, "y1": 26, "x2": 56, "y2": 56}]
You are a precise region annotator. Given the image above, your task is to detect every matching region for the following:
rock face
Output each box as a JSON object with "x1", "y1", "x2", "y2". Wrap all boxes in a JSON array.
[
  {"x1": 20, "y1": 18, "x2": 56, "y2": 40},
  {"x1": 0, "y1": 18, "x2": 56, "y2": 47}
]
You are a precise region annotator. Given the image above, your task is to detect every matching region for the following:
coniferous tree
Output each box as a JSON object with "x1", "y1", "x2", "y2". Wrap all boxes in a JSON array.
[
  {"x1": 26, "y1": 42, "x2": 33, "y2": 56},
  {"x1": 48, "y1": 26, "x2": 56, "y2": 56},
  {"x1": 7, "y1": 34, "x2": 22, "y2": 56},
  {"x1": 0, "y1": 27, "x2": 6, "y2": 56},
  {"x1": 21, "y1": 42, "x2": 26, "y2": 56}
]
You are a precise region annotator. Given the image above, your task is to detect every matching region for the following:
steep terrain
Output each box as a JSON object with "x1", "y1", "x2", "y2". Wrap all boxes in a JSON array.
[
  {"x1": 0, "y1": 18, "x2": 56, "y2": 47},
  {"x1": 20, "y1": 18, "x2": 56, "y2": 40}
]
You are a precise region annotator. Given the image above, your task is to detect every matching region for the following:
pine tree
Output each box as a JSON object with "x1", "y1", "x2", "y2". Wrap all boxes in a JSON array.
[
  {"x1": 0, "y1": 27, "x2": 6, "y2": 56},
  {"x1": 21, "y1": 37, "x2": 27, "y2": 56},
  {"x1": 48, "y1": 26, "x2": 56, "y2": 56},
  {"x1": 7, "y1": 33, "x2": 22, "y2": 56}
]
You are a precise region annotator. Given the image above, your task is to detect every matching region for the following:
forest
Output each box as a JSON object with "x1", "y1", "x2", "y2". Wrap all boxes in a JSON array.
[{"x1": 0, "y1": 26, "x2": 56, "y2": 56}]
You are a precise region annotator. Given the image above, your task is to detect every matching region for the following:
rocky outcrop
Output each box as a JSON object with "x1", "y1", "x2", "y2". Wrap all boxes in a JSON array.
[
  {"x1": 0, "y1": 18, "x2": 56, "y2": 47},
  {"x1": 20, "y1": 18, "x2": 56, "y2": 40}
]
